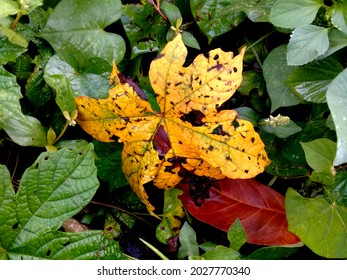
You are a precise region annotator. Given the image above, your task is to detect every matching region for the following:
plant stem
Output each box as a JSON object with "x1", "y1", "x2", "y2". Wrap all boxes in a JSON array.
[
  {"x1": 52, "y1": 121, "x2": 69, "y2": 145},
  {"x1": 11, "y1": 12, "x2": 23, "y2": 30}
]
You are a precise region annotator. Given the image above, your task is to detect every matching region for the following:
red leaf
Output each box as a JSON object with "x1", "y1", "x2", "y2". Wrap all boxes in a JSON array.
[{"x1": 179, "y1": 178, "x2": 300, "y2": 246}]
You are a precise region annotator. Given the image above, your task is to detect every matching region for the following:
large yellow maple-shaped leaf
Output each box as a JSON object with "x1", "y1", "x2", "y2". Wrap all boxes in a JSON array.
[{"x1": 75, "y1": 34, "x2": 270, "y2": 216}]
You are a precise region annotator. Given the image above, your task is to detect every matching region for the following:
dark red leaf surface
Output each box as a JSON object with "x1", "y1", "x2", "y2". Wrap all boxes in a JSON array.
[{"x1": 179, "y1": 178, "x2": 300, "y2": 246}]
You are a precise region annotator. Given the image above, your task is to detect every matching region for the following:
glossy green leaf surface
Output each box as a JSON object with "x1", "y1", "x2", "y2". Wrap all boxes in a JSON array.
[{"x1": 39, "y1": 0, "x2": 125, "y2": 68}]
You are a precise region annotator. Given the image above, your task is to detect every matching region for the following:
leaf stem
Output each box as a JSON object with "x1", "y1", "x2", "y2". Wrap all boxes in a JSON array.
[
  {"x1": 11, "y1": 11, "x2": 23, "y2": 30},
  {"x1": 52, "y1": 121, "x2": 69, "y2": 145}
]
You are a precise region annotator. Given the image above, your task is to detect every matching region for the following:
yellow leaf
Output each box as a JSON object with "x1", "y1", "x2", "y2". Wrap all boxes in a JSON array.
[{"x1": 75, "y1": 34, "x2": 270, "y2": 216}]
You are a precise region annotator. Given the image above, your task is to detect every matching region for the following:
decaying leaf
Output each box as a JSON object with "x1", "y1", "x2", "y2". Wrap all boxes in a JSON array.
[{"x1": 75, "y1": 34, "x2": 270, "y2": 215}]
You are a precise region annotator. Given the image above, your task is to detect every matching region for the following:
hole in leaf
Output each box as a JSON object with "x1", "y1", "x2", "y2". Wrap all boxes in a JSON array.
[
  {"x1": 46, "y1": 249, "x2": 51, "y2": 257},
  {"x1": 63, "y1": 241, "x2": 71, "y2": 247},
  {"x1": 213, "y1": 54, "x2": 219, "y2": 60},
  {"x1": 180, "y1": 110, "x2": 205, "y2": 126},
  {"x1": 12, "y1": 222, "x2": 19, "y2": 230},
  {"x1": 212, "y1": 125, "x2": 230, "y2": 136},
  {"x1": 44, "y1": 156, "x2": 49, "y2": 160}
]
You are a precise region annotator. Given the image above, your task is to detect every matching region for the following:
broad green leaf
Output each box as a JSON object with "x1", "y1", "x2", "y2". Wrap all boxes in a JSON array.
[
  {"x1": 263, "y1": 45, "x2": 301, "y2": 112},
  {"x1": 287, "y1": 25, "x2": 329, "y2": 66},
  {"x1": 0, "y1": 65, "x2": 47, "y2": 147},
  {"x1": 235, "y1": 107, "x2": 260, "y2": 127},
  {"x1": 44, "y1": 55, "x2": 110, "y2": 103},
  {"x1": 8, "y1": 230, "x2": 124, "y2": 260},
  {"x1": 227, "y1": 218, "x2": 247, "y2": 251},
  {"x1": 332, "y1": 1, "x2": 347, "y2": 34},
  {"x1": 286, "y1": 188, "x2": 347, "y2": 258},
  {"x1": 269, "y1": 0, "x2": 322, "y2": 28},
  {"x1": 300, "y1": 138, "x2": 336, "y2": 173},
  {"x1": 0, "y1": 0, "x2": 19, "y2": 18},
  {"x1": 0, "y1": 36, "x2": 26, "y2": 64},
  {"x1": 0, "y1": 165, "x2": 17, "y2": 248},
  {"x1": 177, "y1": 222, "x2": 199, "y2": 259},
  {"x1": 121, "y1": 2, "x2": 168, "y2": 59},
  {"x1": 286, "y1": 58, "x2": 344, "y2": 103},
  {"x1": 9, "y1": 143, "x2": 99, "y2": 249},
  {"x1": 190, "y1": 0, "x2": 246, "y2": 43},
  {"x1": 237, "y1": 70, "x2": 265, "y2": 96},
  {"x1": 327, "y1": 68, "x2": 347, "y2": 166},
  {"x1": 156, "y1": 188, "x2": 185, "y2": 244},
  {"x1": 39, "y1": 0, "x2": 125, "y2": 68}
]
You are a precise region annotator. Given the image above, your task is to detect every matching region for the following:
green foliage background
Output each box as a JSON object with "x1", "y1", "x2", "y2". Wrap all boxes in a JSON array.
[{"x1": 0, "y1": 0, "x2": 347, "y2": 259}]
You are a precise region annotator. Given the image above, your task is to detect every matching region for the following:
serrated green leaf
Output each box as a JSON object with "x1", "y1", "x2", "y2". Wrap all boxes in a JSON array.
[
  {"x1": 0, "y1": 66, "x2": 47, "y2": 146},
  {"x1": 39, "y1": 0, "x2": 125, "y2": 68},
  {"x1": 44, "y1": 55, "x2": 110, "y2": 104},
  {"x1": 300, "y1": 138, "x2": 336, "y2": 173},
  {"x1": 287, "y1": 25, "x2": 329, "y2": 66},
  {"x1": 9, "y1": 143, "x2": 99, "y2": 249},
  {"x1": 286, "y1": 58, "x2": 343, "y2": 103},
  {"x1": 156, "y1": 188, "x2": 185, "y2": 244},
  {"x1": 327, "y1": 68, "x2": 347, "y2": 166},
  {"x1": 286, "y1": 188, "x2": 347, "y2": 258},
  {"x1": 190, "y1": 0, "x2": 246, "y2": 43},
  {"x1": 0, "y1": 0, "x2": 19, "y2": 18},
  {"x1": 7, "y1": 231, "x2": 124, "y2": 260},
  {"x1": 263, "y1": 45, "x2": 301, "y2": 112},
  {"x1": 269, "y1": 0, "x2": 322, "y2": 28}
]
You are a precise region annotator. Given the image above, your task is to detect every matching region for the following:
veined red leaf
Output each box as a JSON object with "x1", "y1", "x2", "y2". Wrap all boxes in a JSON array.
[{"x1": 179, "y1": 178, "x2": 300, "y2": 246}]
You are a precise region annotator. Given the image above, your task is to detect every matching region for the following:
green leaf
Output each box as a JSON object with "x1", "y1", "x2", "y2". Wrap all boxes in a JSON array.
[
  {"x1": 39, "y1": 0, "x2": 125, "y2": 68},
  {"x1": 161, "y1": 2, "x2": 182, "y2": 27},
  {"x1": 286, "y1": 188, "x2": 347, "y2": 258},
  {"x1": 0, "y1": 65, "x2": 47, "y2": 147},
  {"x1": 190, "y1": 0, "x2": 246, "y2": 43},
  {"x1": 331, "y1": 1, "x2": 347, "y2": 34},
  {"x1": 327, "y1": 68, "x2": 347, "y2": 166},
  {"x1": 44, "y1": 55, "x2": 110, "y2": 102},
  {"x1": 263, "y1": 45, "x2": 301, "y2": 112},
  {"x1": 245, "y1": 246, "x2": 298, "y2": 259},
  {"x1": 0, "y1": 165, "x2": 17, "y2": 249},
  {"x1": 10, "y1": 143, "x2": 99, "y2": 249},
  {"x1": 235, "y1": 106, "x2": 260, "y2": 127},
  {"x1": 0, "y1": 26, "x2": 28, "y2": 48},
  {"x1": 181, "y1": 31, "x2": 200, "y2": 50},
  {"x1": 201, "y1": 245, "x2": 240, "y2": 260},
  {"x1": 227, "y1": 218, "x2": 247, "y2": 251},
  {"x1": 0, "y1": 36, "x2": 26, "y2": 64},
  {"x1": 8, "y1": 231, "x2": 124, "y2": 260},
  {"x1": 20, "y1": 0, "x2": 43, "y2": 14},
  {"x1": 286, "y1": 58, "x2": 344, "y2": 103},
  {"x1": 93, "y1": 140, "x2": 128, "y2": 192},
  {"x1": 269, "y1": 0, "x2": 322, "y2": 28},
  {"x1": 0, "y1": 0, "x2": 19, "y2": 18},
  {"x1": 237, "y1": 70, "x2": 265, "y2": 96},
  {"x1": 177, "y1": 222, "x2": 199, "y2": 259},
  {"x1": 287, "y1": 25, "x2": 329, "y2": 66},
  {"x1": 332, "y1": 171, "x2": 347, "y2": 207},
  {"x1": 321, "y1": 29, "x2": 347, "y2": 59},
  {"x1": 300, "y1": 138, "x2": 336, "y2": 173},
  {"x1": 260, "y1": 119, "x2": 302, "y2": 138},
  {"x1": 121, "y1": 3, "x2": 168, "y2": 59},
  {"x1": 156, "y1": 188, "x2": 185, "y2": 244}
]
